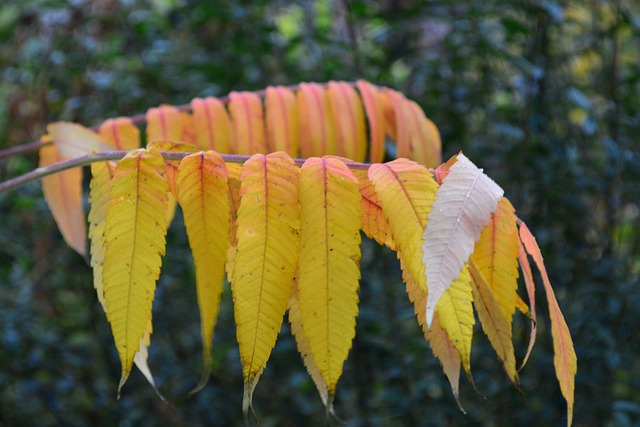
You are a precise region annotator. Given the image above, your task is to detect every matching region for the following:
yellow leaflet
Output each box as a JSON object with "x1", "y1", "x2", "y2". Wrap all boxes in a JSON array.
[
  {"x1": 435, "y1": 266, "x2": 475, "y2": 379},
  {"x1": 469, "y1": 258, "x2": 518, "y2": 385},
  {"x1": 265, "y1": 86, "x2": 299, "y2": 156},
  {"x1": 352, "y1": 169, "x2": 395, "y2": 250},
  {"x1": 327, "y1": 81, "x2": 367, "y2": 162},
  {"x1": 191, "y1": 97, "x2": 232, "y2": 153},
  {"x1": 229, "y1": 91, "x2": 267, "y2": 155},
  {"x1": 98, "y1": 117, "x2": 141, "y2": 151},
  {"x1": 297, "y1": 157, "x2": 362, "y2": 397},
  {"x1": 145, "y1": 105, "x2": 185, "y2": 142},
  {"x1": 401, "y1": 253, "x2": 463, "y2": 408},
  {"x1": 520, "y1": 223, "x2": 576, "y2": 427},
  {"x1": 88, "y1": 161, "x2": 117, "y2": 309},
  {"x1": 368, "y1": 159, "x2": 438, "y2": 290},
  {"x1": 89, "y1": 160, "x2": 161, "y2": 396},
  {"x1": 297, "y1": 83, "x2": 337, "y2": 158},
  {"x1": 471, "y1": 197, "x2": 519, "y2": 321},
  {"x1": 39, "y1": 144, "x2": 87, "y2": 256},
  {"x1": 288, "y1": 278, "x2": 332, "y2": 411},
  {"x1": 356, "y1": 80, "x2": 385, "y2": 164},
  {"x1": 231, "y1": 152, "x2": 300, "y2": 415},
  {"x1": 176, "y1": 151, "x2": 230, "y2": 392},
  {"x1": 102, "y1": 148, "x2": 169, "y2": 392}
]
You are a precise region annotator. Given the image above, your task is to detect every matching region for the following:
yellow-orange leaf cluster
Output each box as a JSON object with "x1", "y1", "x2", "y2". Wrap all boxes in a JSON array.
[{"x1": 35, "y1": 81, "x2": 575, "y2": 426}]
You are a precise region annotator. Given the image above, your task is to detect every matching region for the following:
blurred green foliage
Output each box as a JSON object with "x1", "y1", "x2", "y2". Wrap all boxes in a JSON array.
[{"x1": 1, "y1": 0, "x2": 639, "y2": 425}]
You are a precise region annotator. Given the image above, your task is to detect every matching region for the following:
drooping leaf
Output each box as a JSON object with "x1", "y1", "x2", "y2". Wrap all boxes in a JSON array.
[
  {"x1": 297, "y1": 157, "x2": 361, "y2": 401},
  {"x1": 265, "y1": 86, "x2": 299, "y2": 156},
  {"x1": 520, "y1": 223, "x2": 576, "y2": 427},
  {"x1": 471, "y1": 197, "x2": 519, "y2": 321},
  {"x1": 176, "y1": 151, "x2": 230, "y2": 393},
  {"x1": 366, "y1": 159, "x2": 473, "y2": 387},
  {"x1": 356, "y1": 80, "x2": 385, "y2": 163},
  {"x1": 368, "y1": 158, "x2": 438, "y2": 290},
  {"x1": 145, "y1": 105, "x2": 185, "y2": 142},
  {"x1": 39, "y1": 143, "x2": 87, "y2": 256},
  {"x1": 231, "y1": 152, "x2": 300, "y2": 415},
  {"x1": 98, "y1": 117, "x2": 141, "y2": 151},
  {"x1": 102, "y1": 148, "x2": 169, "y2": 393},
  {"x1": 468, "y1": 258, "x2": 518, "y2": 385},
  {"x1": 327, "y1": 81, "x2": 367, "y2": 162},
  {"x1": 47, "y1": 122, "x2": 113, "y2": 158},
  {"x1": 423, "y1": 153, "x2": 504, "y2": 326},
  {"x1": 517, "y1": 237, "x2": 538, "y2": 371},
  {"x1": 191, "y1": 97, "x2": 232, "y2": 153},
  {"x1": 297, "y1": 83, "x2": 337, "y2": 158},
  {"x1": 229, "y1": 91, "x2": 267, "y2": 155},
  {"x1": 88, "y1": 160, "x2": 162, "y2": 396},
  {"x1": 352, "y1": 169, "x2": 395, "y2": 250}
]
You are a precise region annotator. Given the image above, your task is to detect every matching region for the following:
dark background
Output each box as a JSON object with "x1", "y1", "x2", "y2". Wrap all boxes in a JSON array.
[{"x1": 0, "y1": 1, "x2": 639, "y2": 426}]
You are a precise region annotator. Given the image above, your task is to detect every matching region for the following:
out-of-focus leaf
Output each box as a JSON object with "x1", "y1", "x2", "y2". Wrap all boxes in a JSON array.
[{"x1": 39, "y1": 144, "x2": 86, "y2": 256}]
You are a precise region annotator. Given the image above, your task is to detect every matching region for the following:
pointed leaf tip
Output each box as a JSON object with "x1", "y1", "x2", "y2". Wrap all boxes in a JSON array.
[
  {"x1": 520, "y1": 223, "x2": 576, "y2": 426},
  {"x1": 423, "y1": 153, "x2": 504, "y2": 327}
]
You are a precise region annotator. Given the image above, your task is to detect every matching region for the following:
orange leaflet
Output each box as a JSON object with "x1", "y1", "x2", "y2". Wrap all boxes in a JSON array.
[
  {"x1": 517, "y1": 237, "x2": 537, "y2": 371},
  {"x1": 145, "y1": 105, "x2": 185, "y2": 142},
  {"x1": 352, "y1": 169, "x2": 395, "y2": 250},
  {"x1": 386, "y1": 90, "x2": 412, "y2": 159},
  {"x1": 296, "y1": 82, "x2": 337, "y2": 158},
  {"x1": 327, "y1": 81, "x2": 367, "y2": 162},
  {"x1": 191, "y1": 97, "x2": 232, "y2": 153},
  {"x1": 379, "y1": 89, "x2": 397, "y2": 141},
  {"x1": 229, "y1": 91, "x2": 266, "y2": 155},
  {"x1": 265, "y1": 86, "x2": 299, "y2": 156},
  {"x1": 406, "y1": 100, "x2": 442, "y2": 167},
  {"x1": 98, "y1": 117, "x2": 141, "y2": 151},
  {"x1": 356, "y1": 80, "x2": 385, "y2": 164},
  {"x1": 520, "y1": 223, "x2": 576, "y2": 427},
  {"x1": 39, "y1": 144, "x2": 86, "y2": 256}
]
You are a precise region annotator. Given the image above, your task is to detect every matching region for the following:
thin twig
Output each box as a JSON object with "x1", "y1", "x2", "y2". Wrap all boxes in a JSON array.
[
  {"x1": 0, "y1": 140, "x2": 50, "y2": 160},
  {"x1": 0, "y1": 150, "x2": 372, "y2": 194}
]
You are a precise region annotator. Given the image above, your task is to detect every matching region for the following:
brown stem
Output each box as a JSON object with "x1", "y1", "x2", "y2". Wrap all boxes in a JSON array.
[
  {"x1": 0, "y1": 150, "x2": 372, "y2": 194},
  {"x1": 0, "y1": 140, "x2": 51, "y2": 160}
]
